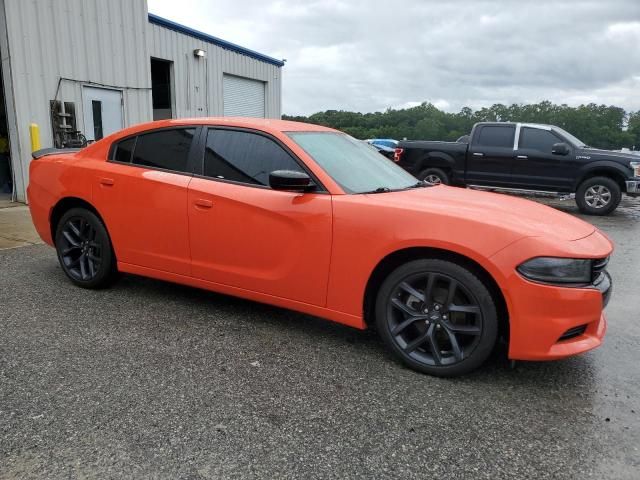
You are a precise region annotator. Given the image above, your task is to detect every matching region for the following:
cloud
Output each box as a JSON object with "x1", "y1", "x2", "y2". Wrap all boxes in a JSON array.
[{"x1": 148, "y1": 0, "x2": 640, "y2": 115}]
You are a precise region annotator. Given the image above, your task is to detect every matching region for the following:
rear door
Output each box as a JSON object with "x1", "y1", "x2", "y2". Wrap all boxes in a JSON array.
[
  {"x1": 92, "y1": 127, "x2": 198, "y2": 275},
  {"x1": 187, "y1": 127, "x2": 332, "y2": 306},
  {"x1": 511, "y1": 126, "x2": 576, "y2": 191},
  {"x1": 466, "y1": 124, "x2": 516, "y2": 186}
]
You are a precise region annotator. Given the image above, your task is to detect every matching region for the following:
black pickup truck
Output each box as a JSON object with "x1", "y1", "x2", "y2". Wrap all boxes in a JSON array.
[{"x1": 395, "y1": 122, "x2": 640, "y2": 215}]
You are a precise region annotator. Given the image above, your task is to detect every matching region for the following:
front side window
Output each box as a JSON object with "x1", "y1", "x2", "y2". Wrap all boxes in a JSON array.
[
  {"x1": 476, "y1": 126, "x2": 515, "y2": 148},
  {"x1": 132, "y1": 128, "x2": 195, "y2": 172},
  {"x1": 287, "y1": 132, "x2": 417, "y2": 194},
  {"x1": 204, "y1": 129, "x2": 304, "y2": 186},
  {"x1": 520, "y1": 128, "x2": 562, "y2": 153}
]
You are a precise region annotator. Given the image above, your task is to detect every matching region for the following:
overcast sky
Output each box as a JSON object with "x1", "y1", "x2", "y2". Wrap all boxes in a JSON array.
[{"x1": 147, "y1": 0, "x2": 640, "y2": 116}]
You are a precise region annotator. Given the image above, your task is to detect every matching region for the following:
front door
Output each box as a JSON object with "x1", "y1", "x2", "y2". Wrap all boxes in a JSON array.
[
  {"x1": 466, "y1": 124, "x2": 516, "y2": 186},
  {"x1": 188, "y1": 127, "x2": 332, "y2": 306},
  {"x1": 511, "y1": 126, "x2": 576, "y2": 191},
  {"x1": 83, "y1": 86, "x2": 124, "y2": 141}
]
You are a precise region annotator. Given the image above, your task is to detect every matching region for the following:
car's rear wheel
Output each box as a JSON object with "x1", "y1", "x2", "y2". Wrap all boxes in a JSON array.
[
  {"x1": 575, "y1": 176, "x2": 621, "y2": 215},
  {"x1": 375, "y1": 259, "x2": 498, "y2": 377},
  {"x1": 54, "y1": 208, "x2": 117, "y2": 288},
  {"x1": 418, "y1": 167, "x2": 449, "y2": 185}
]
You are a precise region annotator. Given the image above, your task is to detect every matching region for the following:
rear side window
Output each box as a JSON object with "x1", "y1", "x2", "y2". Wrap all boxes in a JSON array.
[
  {"x1": 132, "y1": 128, "x2": 196, "y2": 172},
  {"x1": 476, "y1": 126, "x2": 515, "y2": 148},
  {"x1": 519, "y1": 128, "x2": 561, "y2": 153},
  {"x1": 112, "y1": 137, "x2": 136, "y2": 163},
  {"x1": 204, "y1": 129, "x2": 304, "y2": 186}
]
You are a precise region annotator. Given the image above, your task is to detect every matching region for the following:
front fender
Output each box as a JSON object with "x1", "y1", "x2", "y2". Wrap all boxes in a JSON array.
[{"x1": 574, "y1": 161, "x2": 631, "y2": 190}]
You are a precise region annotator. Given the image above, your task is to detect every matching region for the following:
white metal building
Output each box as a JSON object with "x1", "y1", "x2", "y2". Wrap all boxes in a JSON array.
[{"x1": 0, "y1": 0, "x2": 284, "y2": 202}]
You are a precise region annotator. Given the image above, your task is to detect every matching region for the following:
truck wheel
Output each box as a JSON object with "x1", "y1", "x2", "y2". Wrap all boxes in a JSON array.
[
  {"x1": 418, "y1": 168, "x2": 449, "y2": 185},
  {"x1": 575, "y1": 176, "x2": 621, "y2": 215}
]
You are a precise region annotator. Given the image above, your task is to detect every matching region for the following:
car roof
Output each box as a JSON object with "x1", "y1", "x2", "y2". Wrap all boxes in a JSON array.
[
  {"x1": 121, "y1": 117, "x2": 338, "y2": 135},
  {"x1": 475, "y1": 121, "x2": 554, "y2": 130}
]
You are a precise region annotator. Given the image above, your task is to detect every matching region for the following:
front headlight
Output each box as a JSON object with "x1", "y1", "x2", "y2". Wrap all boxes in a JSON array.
[
  {"x1": 631, "y1": 161, "x2": 640, "y2": 178},
  {"x1": 517, "y1": 257, "x2": 592, "y2": 285}
]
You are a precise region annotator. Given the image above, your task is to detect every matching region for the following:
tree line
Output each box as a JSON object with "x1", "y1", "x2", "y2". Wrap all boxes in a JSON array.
[{"x1": 283, "y1": 101, "x2": 640, "y2": 151}]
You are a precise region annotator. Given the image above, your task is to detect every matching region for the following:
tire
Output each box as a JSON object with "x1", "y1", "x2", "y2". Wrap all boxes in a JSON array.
[
  {"x1": 375, "y1": 259, "x2": 498, "y2": 377},
  {"x1": 54, "y1": 208, "x2": 117, "y2": 289},
  {"x1": 575, "y1": 176, "x2": 621, "y2": 216},
  {"x1": 418, "y1": 167, "x2": 449, "y2": 185}
]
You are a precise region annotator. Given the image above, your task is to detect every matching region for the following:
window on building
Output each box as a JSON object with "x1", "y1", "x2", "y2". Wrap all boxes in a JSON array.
[
  {"x1": 204, "y1": 129, "x2": 304, "y2": 186},
  {"x1": 476, "y1": 126, "x2": 515, "y2": 148},
  {"x1": 112, "y1": 137, "x2": 136, "y2": 163},
  {"x1": 519, "y1": 128, "x2": 561, "y2": 154},
  {"x1": 132, "y1": 128, "x2": 195, "y2": 172},
  {"x1": 92, "y1": 100, "x2": 103, "y2": 140}
]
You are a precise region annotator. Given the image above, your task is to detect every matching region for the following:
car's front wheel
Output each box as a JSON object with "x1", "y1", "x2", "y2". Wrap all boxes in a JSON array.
[
  {"x1": 375, "y1": 259, "x2": 498, "y2": 377},
  {"x1": 54, "y1": 208, "x2": 117, "y2": 288}
]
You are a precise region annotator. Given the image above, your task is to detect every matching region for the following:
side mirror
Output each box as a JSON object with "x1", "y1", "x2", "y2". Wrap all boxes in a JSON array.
[
  {"x1": 269, "y1": 170, "x2": 314, "y2": 192},
  {"x1": 552, "y1": 142, "x2": 570, "y2": 155}
]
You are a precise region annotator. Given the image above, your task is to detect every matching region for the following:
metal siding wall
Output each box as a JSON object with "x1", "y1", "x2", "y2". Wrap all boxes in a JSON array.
[
  {"x1": 148, "y1": 23, "x2": 282, "y2": 120},
  {"x1": 2, "y1": 0, "x2": 152, "y2": 202}
]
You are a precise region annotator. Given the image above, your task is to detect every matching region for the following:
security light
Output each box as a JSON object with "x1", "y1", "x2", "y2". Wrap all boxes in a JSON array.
[{"x1": 193, "y1": 48, "x2": 206, "y2": 58}]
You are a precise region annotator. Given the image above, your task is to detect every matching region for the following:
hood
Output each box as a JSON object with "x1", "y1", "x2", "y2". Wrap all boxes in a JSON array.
[
  {"x1": 577, "y1": 148, "x2": 639, "y2": 164},
  {"x1": 367, "y1": 186, "x2": 595, "y2": 241}
]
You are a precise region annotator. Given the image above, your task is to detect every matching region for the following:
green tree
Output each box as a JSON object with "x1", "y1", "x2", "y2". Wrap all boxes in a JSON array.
[{"x1": 283, "y1": 101, "x2": 636, "y2": 150}]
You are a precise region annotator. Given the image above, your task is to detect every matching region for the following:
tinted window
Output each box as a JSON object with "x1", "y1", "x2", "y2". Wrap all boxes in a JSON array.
[
  {"x1": 132, "y1": 128, "x2": 195, "y2": 172},
  {"x1": 520, "y1": 128, "x2": 561, "y2": 153},
  {"x1": 113, "y1": 137, "x2": 135, "y2": 163},
  {"x1": 204, "y1": 129, "x2": 304, "y2": 186},
  {"x1": 476, "y1": 126, "x2": 515, "y2": 148}
]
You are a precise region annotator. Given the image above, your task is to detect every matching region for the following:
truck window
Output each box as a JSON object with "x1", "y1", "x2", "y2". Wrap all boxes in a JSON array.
[
  {"x1": 476, "y1": 126, "x2": 515, "y2": 148},
  {"x1": 519, "y1": 128, "x2": 561, "y2": 154}
]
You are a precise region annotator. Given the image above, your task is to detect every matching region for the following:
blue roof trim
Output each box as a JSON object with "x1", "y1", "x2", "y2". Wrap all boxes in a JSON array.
[{"x1": 148, "y1": 13, "x2": 285, "y2": 67}]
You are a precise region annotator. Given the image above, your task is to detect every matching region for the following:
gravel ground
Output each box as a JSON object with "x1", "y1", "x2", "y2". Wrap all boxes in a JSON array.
[{"x1": 1, "y1": 195, "x2": 639, "y2": 479}]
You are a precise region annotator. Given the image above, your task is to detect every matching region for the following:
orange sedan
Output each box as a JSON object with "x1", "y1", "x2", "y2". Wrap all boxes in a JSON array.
[{"x1": 28, "y1": 118, "x2": 613, "y2": 376}]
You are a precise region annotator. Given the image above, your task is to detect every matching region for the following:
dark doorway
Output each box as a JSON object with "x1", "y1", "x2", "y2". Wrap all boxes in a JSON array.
[
  {"x1": 151, "y1": 58, "x2": 173, "y2": 120},
  {"x1": 0, "y1": 60, "x2": 12, "y2": 198}
]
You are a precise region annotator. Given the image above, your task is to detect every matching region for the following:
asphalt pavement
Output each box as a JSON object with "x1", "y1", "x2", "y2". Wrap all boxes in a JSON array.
[{"x1": 1, "y1": 195, "x2": 639, "y2": 479}]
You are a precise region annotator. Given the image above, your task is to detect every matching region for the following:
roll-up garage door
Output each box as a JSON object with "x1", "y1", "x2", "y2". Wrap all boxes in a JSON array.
[{"x1": 223, "y1": 74, "x2": 266, "y2": 118}]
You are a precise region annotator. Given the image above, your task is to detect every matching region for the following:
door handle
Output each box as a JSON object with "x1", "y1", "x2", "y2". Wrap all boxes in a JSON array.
[
  {"x1": 516, "y1": 155, "x2": 528, "y2": 159},
  {"x1": 194, "y1": 199, "x2": 213, "y2": 209},
  {"x1": 99, "y1": 177, "x2": 115, "y2": 186},
  {"x1": 472, "y1": 152, "x2": 484, "y2": 157}
]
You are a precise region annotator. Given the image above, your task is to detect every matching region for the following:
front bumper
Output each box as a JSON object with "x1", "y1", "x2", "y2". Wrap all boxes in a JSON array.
[
  {"x1": 626, "y1": 180, "x2": 640, "y2": 196},
  {"x1": 505, "y1": 274, "x2": 610, "y2": 361},
  {"x1": 489, "y1": 230, "x2": 613, "y2": 361}
]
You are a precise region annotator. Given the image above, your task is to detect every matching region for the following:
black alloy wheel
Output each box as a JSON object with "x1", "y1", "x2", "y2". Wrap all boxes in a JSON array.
[
  {"x1": 55, "y1": 208, "x2": 116, "y2": 288},
  {"x1": 375, "y1": 259, "x2": 498, "y2": 376}
]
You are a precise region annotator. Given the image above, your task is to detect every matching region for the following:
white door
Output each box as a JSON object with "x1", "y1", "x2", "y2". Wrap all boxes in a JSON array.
[
  {"x1": 223, "y1": 74, "x2": 265, "y2": 118},
  {"x1": 82, "y1": 86, "x2": 124, "y2": 141}
]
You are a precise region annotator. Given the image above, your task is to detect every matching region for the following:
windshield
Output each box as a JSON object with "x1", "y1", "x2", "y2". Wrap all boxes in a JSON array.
[
  {"x1": 287, "y1": 132, "x2": 418, "y2": 193},
  {"x1": 552, "y1": 127, "x2": 586, "y2": 148}
]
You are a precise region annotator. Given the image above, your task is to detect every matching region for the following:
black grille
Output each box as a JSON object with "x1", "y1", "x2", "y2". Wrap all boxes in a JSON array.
[
  {"x1": 558, "y1": 325, "x2": 587, "y2": 342},
  {"x1": 592, "y1": 257, "x2": 609, "y2": 284}
]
